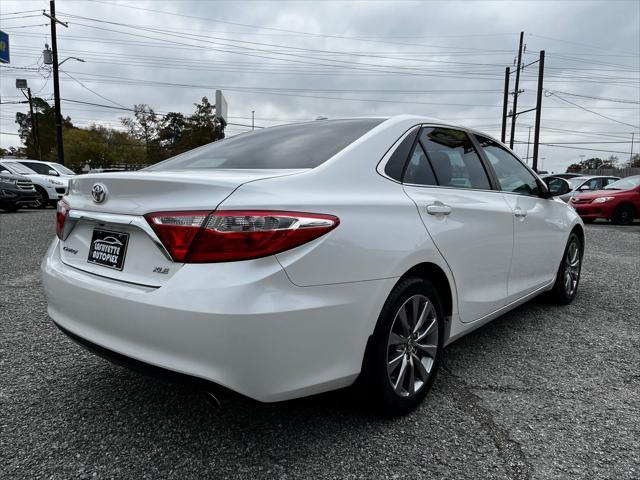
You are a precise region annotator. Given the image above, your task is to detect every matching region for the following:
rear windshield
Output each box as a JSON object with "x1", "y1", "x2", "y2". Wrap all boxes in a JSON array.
[{"x1": 147, "y1": 118, "x2": 384, "y2": 171}]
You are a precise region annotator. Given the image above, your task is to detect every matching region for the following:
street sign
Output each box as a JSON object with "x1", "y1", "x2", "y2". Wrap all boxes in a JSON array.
[
  {"x1": 215, "y1": 90, "x2": 228, "y2": 126},
  {"x1": 0, "y1": 30, "x2": 9, "y2": 64}
]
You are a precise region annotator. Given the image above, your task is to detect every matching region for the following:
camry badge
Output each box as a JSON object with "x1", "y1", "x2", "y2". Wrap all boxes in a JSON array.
[{"x1": 92, "y1": 183, "x2": 108, "y2": 203}]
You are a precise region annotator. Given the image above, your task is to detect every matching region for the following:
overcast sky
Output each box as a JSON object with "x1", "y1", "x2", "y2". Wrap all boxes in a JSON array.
[{"x1": 1, "y1": 0, "x2": 638, "y2": 173}]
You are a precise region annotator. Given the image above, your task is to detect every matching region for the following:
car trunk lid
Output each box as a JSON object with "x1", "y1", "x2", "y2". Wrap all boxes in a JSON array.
[{"x1": 59, "y1": 169, "x2": 305, "y2": 286}]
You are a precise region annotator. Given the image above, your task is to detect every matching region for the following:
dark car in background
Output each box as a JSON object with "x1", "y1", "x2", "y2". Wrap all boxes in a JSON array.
[
  {"x1": 0, "y1": 171, "x2": 39, "y2": 212},
  {"x1": 570, "y1": 175, "x2": 640, "y2": 225}
]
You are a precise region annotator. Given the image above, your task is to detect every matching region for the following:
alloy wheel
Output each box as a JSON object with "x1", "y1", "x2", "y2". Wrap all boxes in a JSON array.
[
  {"x1": 564, "y1": 240, "x2": 581, "y2": 296},
  {"x1": 386, "y1": 294, "x2": 439, "y2": 398}
]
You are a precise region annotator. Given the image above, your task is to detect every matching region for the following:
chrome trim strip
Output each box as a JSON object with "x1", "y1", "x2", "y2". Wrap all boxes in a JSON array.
[{"x1": 63, "y1": 209, "x2": 173, "y2": 261}]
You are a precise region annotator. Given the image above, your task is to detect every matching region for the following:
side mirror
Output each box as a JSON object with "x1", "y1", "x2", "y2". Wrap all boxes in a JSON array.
[
  {"x1": 546, "y1": 177, "x2": 571, "y2": 197},
  {"x1": 48, "y1": 169, "x2": 59, "y2": 176}
]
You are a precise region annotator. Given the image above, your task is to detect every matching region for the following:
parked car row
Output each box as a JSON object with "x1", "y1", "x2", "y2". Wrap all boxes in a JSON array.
[
  {"x1": 545, "y1": 174, "x2": 640, "y2": 225},
  {"x1": 0, "y1": 158, "x2": 75, "y2": 211}
]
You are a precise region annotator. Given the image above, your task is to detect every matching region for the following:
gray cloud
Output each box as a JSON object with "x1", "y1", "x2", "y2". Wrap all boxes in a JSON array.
[{"x1": 1, "y1": 0, "x2": 638, "y2": 173}]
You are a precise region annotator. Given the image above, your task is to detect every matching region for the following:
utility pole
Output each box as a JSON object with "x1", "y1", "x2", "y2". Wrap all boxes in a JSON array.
[
  {"x1": 509, "y1": 31, "x2": 524, "y2": 149},
  {"x1": 501, "y1": 67, "x2": 510, "y2": 143},
  {"x1": 25, "y1": 88, "x2": 41, "y2": 160},
  {"x1": 631, "y1": 132, "x2": 635, "y2": 162},
  {"x1": 251, "y1": 110, "x2": 255, "y2": 131},
  {"x1": 525, "y1": 125, "x2": 532, "y2": 165},
  {"x1": 532, "y1": 50, "x2": 545, "y2": 173},
  {"x1": 43, "y1": 1, "x2": 68, "y2": 165}
]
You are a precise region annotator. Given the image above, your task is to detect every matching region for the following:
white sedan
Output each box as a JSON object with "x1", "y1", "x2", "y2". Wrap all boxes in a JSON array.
[{"x1": 42, "y1": 116, "x2": 583, "y2": 415}]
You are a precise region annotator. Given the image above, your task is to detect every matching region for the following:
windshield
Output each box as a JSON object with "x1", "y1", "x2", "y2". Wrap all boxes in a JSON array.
[
  {"x1": 0, "y1": 161, "x2": 38, "y2": 175},
  {"x1": 147, "y1": 119, "x2": 385, "y2": 171},
  {"x1": 52, "y1": 163, "x2": 76, "y2": 175},
  {"x1": 604, "y1": 176, "x2": 640, "y2": 190}
]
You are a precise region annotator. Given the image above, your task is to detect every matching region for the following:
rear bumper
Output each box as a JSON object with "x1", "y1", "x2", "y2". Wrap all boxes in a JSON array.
[{"x1": 42, "y1": 239, "x2": 394, "y2": 402}]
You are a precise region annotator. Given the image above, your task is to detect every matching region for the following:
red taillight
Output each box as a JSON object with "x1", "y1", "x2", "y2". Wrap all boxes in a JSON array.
[
  {"x1": 56, "y1": 200, "x2": 70, "y2": 239},
  {"x1": 145, "y1": 210, "x2": 339, "y2": 263}
]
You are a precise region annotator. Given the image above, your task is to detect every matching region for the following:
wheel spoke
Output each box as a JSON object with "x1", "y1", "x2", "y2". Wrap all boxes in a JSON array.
[
  {"x1": 416, "y1": 318, "x2": 437, "y2": 342},
  {"x1": 387, "y1": 352, "x2": 404, "y2": 374},
  {"x1": 407, "y1": 356, "x2": 415, "y2": 395},
  {"x1": 412, "y1": 353, "x2": 430, "y2": 380},
  {"x1": 415, "y1": 343, "x2": 438, "y2": 358},
  {"x1": 389, "y1": 332, "x2": 406, "y2": 346},
  {"x1": 411, "y1": 296, "x2": 421, "y2": 330},
  {"x1": 394, "y1": 356, "x2": 408, "y2": 393},
  {"x1": 413, "y1": 301, "x2": 430, "y2": 334},
  {"x1": 397, "y1": 307, "x2": 411, "y2": 336}
]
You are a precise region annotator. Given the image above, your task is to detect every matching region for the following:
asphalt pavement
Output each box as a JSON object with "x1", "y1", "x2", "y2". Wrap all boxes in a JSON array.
[{"x1": 1, "y1": 209, "x2": 638, "y2": 480}]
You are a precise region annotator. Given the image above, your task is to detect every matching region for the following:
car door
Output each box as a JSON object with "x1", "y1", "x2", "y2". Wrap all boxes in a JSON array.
[
  {"x1": 473, "y1": 134, "x2": 567, "y2": 301},
  {"x1": 401, "y1": 126, "x2": 514, "y2": 323}
]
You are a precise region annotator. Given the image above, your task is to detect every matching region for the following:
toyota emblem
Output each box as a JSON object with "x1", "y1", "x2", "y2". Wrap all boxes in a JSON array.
[{"x1": 92, "y1": 183, "x2": 108, "y2": 203}]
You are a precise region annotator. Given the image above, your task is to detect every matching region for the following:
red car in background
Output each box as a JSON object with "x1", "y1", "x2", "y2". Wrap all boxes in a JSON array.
[{"x1": 570, "y1": 175, "x2": 640, "y2": 225}]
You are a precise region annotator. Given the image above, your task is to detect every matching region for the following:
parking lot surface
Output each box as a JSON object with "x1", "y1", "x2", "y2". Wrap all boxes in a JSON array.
[{"x1": 1, "y1": 209, "x2": 638, "y2": 480}]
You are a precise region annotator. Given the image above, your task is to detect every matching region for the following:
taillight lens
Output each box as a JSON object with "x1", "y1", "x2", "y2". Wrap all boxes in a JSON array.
[
  {"x1": 56, "y1": 200, "x2": 70, "y2": 239},
  {"x1": 145, "y1": 210, "x2": 339, "y2": 263}
]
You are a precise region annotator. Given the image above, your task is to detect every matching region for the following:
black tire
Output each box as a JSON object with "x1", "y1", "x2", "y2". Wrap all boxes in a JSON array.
[
  {"x1": 582, "y1": 218, "x2": 595, "y2": 224},
  {"x1": 0, "y1": 204, "x2": 20, "y2": 212},
  {"x1": 361, "y1": 277, "x2": 444, "y2": 416},
  {"x1": 548, "y1": 232, "x2": 583, "y2": 305},
  {"x1": 33, "y1": 186, "x2": 49, "y2": 209},
  {"x1": 612, "y1": 203, "x2": 635, "y2": 226}
]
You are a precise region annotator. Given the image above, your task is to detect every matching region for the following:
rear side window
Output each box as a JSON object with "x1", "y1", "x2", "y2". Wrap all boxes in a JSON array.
[
  {"x1": 419, "y1": 127, "x2": 491, "y2": 190},
  {"x1": 384, "y1": 127, "x2": 419, "y2": 181},
  {"x1": 147, "y1": 119, "x2": 384, "y2": 171},
  {"x1": 404, "y1": 143, "x2": 437, "y2": 186},
  {"x1": 475, "y1": 135, "x2": 539, "y2": 196}
]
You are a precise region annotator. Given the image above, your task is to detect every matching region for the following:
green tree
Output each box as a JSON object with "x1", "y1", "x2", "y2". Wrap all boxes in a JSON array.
[
  {"x1": 121, "y1": 104, "x2": 160, "y2": 163},
  {"x1": 565, "y1": 156, "x2": 618, "y2": 172},
  {"x1": 63, "y1": 125, "x2": 146, "y2": 171},
  {"x1": 157, "y1": 112, "x2": 187, "y2": 158},
  {"x1": 178, "y1": 97, "x2": 225, "y2": 151},
  {"x1": 15, "y1": 97, "x2": 72, "y2": 160},
  {"x1": 625, "y1": 153, "x2": 640, "y2": 168}
]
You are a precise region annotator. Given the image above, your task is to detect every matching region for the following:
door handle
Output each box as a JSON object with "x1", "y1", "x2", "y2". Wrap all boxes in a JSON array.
[
  {"x1": 426, "y1": 203, "x2": 452, "y2": 216},
  {"x1": 514, "y1": 208, "x2": 528, "y2": 218}
]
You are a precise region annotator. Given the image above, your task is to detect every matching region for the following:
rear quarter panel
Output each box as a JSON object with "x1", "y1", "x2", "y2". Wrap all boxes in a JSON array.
[{"x1": 217, "y1": 117, "x2": 454, "y2": 288}]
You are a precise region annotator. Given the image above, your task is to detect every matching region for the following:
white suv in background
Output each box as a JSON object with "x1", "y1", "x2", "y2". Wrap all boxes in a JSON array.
[
  {"x1": 0, "y1": 159, "x2": 69, "y2": 209},
  {"x1": 16, "y1": 159, "x2": 76, "y2": 179}
]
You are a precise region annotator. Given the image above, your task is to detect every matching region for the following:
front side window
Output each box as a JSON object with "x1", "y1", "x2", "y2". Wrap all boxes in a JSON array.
[
  {"x1": 419, "y1": 127, "x2": 491, "y2": 190},
  {"x1": 604, "y1": 177, "x2": 619, "y2": 187},
  {"x1": 475, "y1": 135, "x2": 539, "y2": 196},
  {"x1": 147, "y1": 118, "x2": 384, "y2": 171},
  {"x1": 20, "y1": 162, "x2": 50, "y2": 175}
]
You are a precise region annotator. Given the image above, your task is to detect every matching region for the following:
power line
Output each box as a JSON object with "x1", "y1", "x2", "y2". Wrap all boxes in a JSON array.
[
  {"x1": 60, "y1": 70, "x2": 128, "y2": 108},
  {"x1": 545, "y1": 90, "x2": 639, "y2": 129}
]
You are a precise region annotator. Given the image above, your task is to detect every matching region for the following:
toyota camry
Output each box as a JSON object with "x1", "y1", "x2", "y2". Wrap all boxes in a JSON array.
[{"x1": 42, "y1": 116, "x2": 584, "y2": 415}]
